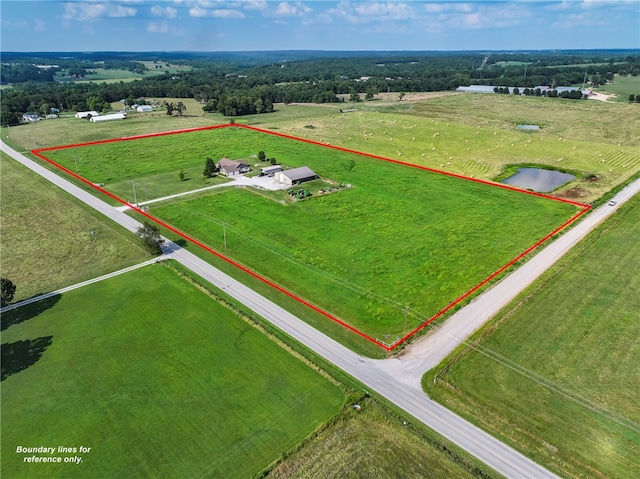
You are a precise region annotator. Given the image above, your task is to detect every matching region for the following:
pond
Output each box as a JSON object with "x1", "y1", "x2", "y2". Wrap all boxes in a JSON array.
[
  {"x1": 517, "y1": 124, "x2": 541, "y2": 131},
  {"x1": 502, "y1": 168, "x2": 575, "y2": 193}
]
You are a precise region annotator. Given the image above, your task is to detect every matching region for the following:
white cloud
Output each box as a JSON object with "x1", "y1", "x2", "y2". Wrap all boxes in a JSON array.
[
  {"x1": 35, "y1": 19, "x2": 46, "y2": 32},
  {"x1": 274, "y1": 2, "x2": 312, "y2": 17},
  {"x1": 242, "y1": 0, "x2": 268, "y2": 10},
  {"x1": 151, "y1": 5, "x2": 178, "y2": 18},
  {"x1": 147, "y1": 20, "x2": 185, "y2": 34},
  {"x1": 212, "y1": 9, "x2": 245, "y2": 18},
  {"x1": 62, "y1": 3, "x2": 106, "y2": 21},
  {"x1": 110, "y1": 5, "x2": 137, "y2": 17},
  {"x1": 353, "y1": 2, "x2": 414, "y2": 20},
  {"x1": 327, "y1": 2, "x2": 414, "y2": 24},
  {"x1": 148, "y1": 20, "x2": 170, "y2": 32},
  {"x1": 62, "y1": 2, "x2": 137, "y2": 21},
  {"x1": 189, "y1": 5, "x2": 208, "y2": 17}
]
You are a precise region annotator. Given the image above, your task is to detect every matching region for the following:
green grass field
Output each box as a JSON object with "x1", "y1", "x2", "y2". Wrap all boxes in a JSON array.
[
  {"x1": 423, "y1": 195, "x2": 640, "y2": 478},
  {"x1": 1, "y1": 264, "x2": 345, "y2": 478},
  {"x1": 41, "y1": 126, "x2": 580, "y2": 343},
  {"x1": 266, "y1": 398, "x2": 496, "y2": 479},
  {"x1": 6, "y1": 92, "x2": 638, "y2": 203},
  {"x1": 0, "y1": 155, "x2": 148, "y2": 302},
  {"x1": 593, "y1": 74, "x2": 640, "y2": 102}
]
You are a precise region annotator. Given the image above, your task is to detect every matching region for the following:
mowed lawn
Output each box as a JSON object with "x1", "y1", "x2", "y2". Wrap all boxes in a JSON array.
[
  {"x1": 1, "y1": 264, "x2": 344, "y2": 479},
  {"x1": 0, "y1": 155, "x2": 147, "y2": 302},
  {"x1": 42, "y1": 126, "x2": 580, "y2": 340},
  {"x1": 424, "y1": 195, "x2": 640, "y2": 479}
]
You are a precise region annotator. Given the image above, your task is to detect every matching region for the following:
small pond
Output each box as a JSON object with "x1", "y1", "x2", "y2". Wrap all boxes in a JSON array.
[
  {"x1": 517, "y1": 124, "x2": 541, "y2": 131},
  {"x1": 502, "y1": 168, "x2": 575, "y2": 193}
]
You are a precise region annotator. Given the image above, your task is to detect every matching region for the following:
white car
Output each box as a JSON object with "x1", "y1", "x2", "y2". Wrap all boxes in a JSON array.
[{"x1": 608, "y1": 200, "x2": 617, "y2": 206}]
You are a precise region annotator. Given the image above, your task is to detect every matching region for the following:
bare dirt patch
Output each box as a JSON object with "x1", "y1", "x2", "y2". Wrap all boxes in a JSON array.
[{"x1": 555, "y1": 187, "x2": 589, "y2": 199}]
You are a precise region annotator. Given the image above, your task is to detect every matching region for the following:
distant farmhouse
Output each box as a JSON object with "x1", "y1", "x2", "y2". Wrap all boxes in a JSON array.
[
  {"x1": 75, "y1": 111, "x2": 100, "y2": 119},
  {"x1": 217, "y1": 158, "x2": 251, "y2": 177},
  {"x1": 22, "y1": 112, "x2": 41, "y2": 122},
  {"x1": 90, "y1": 113, "x2": 126, "y2": 122},
  {"x1": 275, "y1": 166, "x2": 318, "y2": 186},
  {"x1": 457, "y1": 85, "x2": 591, "y2": 97}
]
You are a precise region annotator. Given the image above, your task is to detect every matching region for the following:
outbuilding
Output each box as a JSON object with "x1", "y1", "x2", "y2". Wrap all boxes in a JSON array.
[
  {"x1": 136, "y1": 105, "x2": 153, "y2": 113},
  {"x1": 75, "y1": 111, "x2": 100, "y2": 119},
  {"x1": 22, "y1": 112, "x2": 41, "y2": 122},
  {"x1": 259, "y1": 165, "x2": 283, "y2": 177},
  {"x1": 275, "y1": 166, "x2": 318, "y2": 186},
  {"x1": 90, "y1": 113, "x2": 126, "y2": 122}
]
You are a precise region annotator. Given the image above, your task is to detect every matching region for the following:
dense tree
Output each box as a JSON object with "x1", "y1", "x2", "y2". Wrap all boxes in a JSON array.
[
  {"x1": 1, "y1": 278, "x2": 16, "y2": 307},
  {"x1": 203, "y1": 157, "x2": 218, "y2": 177},
  {"x1": 258, "y1": 150, "x2": 266, "y2": 162},
  {"x1": 137, "y1": 222, "x2": 165, "y2": 255}
]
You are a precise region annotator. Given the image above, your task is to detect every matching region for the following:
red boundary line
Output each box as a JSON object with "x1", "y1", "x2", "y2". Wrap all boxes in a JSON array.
[{"x1": 33, "y1": 123, "x2": 590, "y2": 351}]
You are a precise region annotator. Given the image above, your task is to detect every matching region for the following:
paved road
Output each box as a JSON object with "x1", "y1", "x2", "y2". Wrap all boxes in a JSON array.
[
  {"x1": 6, "y1": 139, "x2": 637, "y2": 478},
  {"x1": 389, "y1": 178, "x2": 640, "y2": 384}
]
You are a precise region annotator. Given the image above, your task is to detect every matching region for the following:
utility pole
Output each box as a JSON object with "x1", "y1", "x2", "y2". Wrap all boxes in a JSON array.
[
  {"x1": 223, "y1": 223, "x2": 227, "y2": 249},
  {"x1": 403, "y1": 306, "x2": 409, "y2": 336},
  {"x1": 74, "y1": 156, "x2": 78, "y2": 173},
  {"x1": 132, "y1": 181, "x2": 137, "y2": 205}
]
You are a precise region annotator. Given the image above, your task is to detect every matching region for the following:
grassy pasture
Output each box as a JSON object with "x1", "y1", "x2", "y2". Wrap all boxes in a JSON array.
[
  {"x1": 54, "y1": 67, "x2": 182, "y2": 84},
  {"x1": 593, "y1": 74, "x2": 640, "y2": 102},
  {"x1": 263, "y1": 97, "x2": 639, "y2": 202},
  {"x1": 41, "y1": 126, "x2": 582, "y2": 343},
  {"x1": 0, "y1": 155, "x2": 147, "y2": 302},
  {"x1": 423, "y1": 195, "x2": 640, "y2": 478},
  {"x1": 1, "y1": 264, "x2": 344, "y2": 478},
  {"x1": 266, "y1": 398, "x2": 495, "y2": 479}
]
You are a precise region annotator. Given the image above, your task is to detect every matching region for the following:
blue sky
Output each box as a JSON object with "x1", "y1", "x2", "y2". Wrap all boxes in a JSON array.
[{"x1": 1, "y1": 1, "x2": 639, "y2": 52}]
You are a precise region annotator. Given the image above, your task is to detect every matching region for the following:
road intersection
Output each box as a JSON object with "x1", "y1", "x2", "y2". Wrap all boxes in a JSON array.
[{"x1": 4, "y1": 139, "x2": 638, "y2": 478}]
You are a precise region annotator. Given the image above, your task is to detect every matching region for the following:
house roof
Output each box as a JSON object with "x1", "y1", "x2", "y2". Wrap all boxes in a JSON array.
[
  {"x1": 281, "y1": 166, "x2": 318, "y2": 182},
  {"x1": 217, "y1": 158, "x2": 248, "y2": 174}
]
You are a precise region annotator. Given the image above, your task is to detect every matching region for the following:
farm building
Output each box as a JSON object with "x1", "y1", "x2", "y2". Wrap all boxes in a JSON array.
[
  {"x1": 217, "y1": 158, "x2": 251, "y2": 177},
  {"x1": 136, "y1": 105, "x2": 153, "y2": 113},
  {"x1": 22, "y1": 112, "x2": 41, "y2": 122},
  {"x1": 275, "y1": 166, "x2": 319, "y2": 186},
  {"x1": 457, "y1": 85, "x2": 591, "y2": 96},
  {"x1": 259, "y1": 165, "x2": 283, "y2": 177},
  {"x1": 75, "y1": 111, "x2": 100, "y2": 119},
  {"x1": 90, "y1": 113, "x2": 126, "y2": 122}
]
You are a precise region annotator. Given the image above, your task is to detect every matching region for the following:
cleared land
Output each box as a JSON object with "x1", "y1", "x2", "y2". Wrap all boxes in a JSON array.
[
  {"x1": 41, "y1": 126, "x2": 580, "y2": 344},
  {"x1": 0, "y1": 155, "x2": 147, "y2": 302},
  {"x1": 6, "y1": 93, "x2": 638, "y2": 204},
  {"x1": 1, "y1": 264, "x2": 344, "y2": 479},
  {"x1": 593, "y1": 74, "x2": 640, "y2": 102},
  {"x1": 423, "y1": 195, "x2": 640, "y2": 478}
]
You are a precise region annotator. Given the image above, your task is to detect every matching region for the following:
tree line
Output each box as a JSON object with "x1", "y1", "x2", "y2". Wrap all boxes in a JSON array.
[{"x1": 1, "y1": 51, "x2": 638, "y2": 125}]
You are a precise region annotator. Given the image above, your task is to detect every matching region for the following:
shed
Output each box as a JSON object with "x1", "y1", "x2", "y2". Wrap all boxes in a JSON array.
[
  {"x1": 136, "y1": 105, "x2": 153, "y2": 113},
  {"x1": 75, "y1": 111, "x2": 100, "y2": 119},
  {"x1": 259, "y1": 165, "x2": 283, "y2": 177},
  {"x1": 90, "y1": 113, "x2": 126, "y2": 122},
  {"x1": 275, "y1": 166, "x2": 318, "y2": 186}
]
